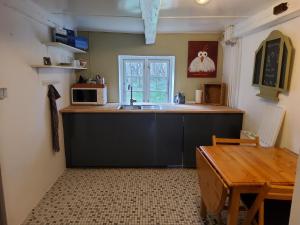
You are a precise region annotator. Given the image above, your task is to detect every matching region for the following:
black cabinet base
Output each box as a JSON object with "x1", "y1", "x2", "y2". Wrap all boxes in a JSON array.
[
  {"x1": 183, "y1": 113, "x2": 243, "y2": 167},
  {"x1": 62, "y1": 113, "x2": 243, "y2": 168}
]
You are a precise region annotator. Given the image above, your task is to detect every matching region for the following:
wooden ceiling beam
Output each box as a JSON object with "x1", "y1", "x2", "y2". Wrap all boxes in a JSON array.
[{"x1": 140, "y1": 0, "x2": 161, "y2": 44}]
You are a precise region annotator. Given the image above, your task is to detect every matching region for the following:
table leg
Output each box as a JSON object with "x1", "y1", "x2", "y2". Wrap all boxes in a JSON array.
[
  {"x1": 200, "y1": 197, "x2": 207, "y2": 218},
  {"x1": 258, "y1": 202, "x2": 264, "y2": 225},
  {"x1": 227, "y1": 188, "x2": 240, "y2": 225}
]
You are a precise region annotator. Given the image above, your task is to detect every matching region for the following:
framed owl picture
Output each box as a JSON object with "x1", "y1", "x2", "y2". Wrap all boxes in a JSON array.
[{"x1": 187, "y1": 41, "x2": 218, "y2": 78}]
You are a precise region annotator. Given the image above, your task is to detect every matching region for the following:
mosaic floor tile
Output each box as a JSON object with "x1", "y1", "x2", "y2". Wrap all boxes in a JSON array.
[{"x1": 22, "y1": 169, "x2": 245, "y2": 225}]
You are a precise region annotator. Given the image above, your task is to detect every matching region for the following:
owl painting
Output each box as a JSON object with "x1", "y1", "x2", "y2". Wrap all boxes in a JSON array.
[{"x1": 187, "y1": 41, "x2": 218, "y2": 78}]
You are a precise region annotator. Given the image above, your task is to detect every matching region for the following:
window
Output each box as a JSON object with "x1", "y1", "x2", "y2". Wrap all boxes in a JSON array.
[{"x1": 118, "y1": 55, "x2": 175, "y2": 104}]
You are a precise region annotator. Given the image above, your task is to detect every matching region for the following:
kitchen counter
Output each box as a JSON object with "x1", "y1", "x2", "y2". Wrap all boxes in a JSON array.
[
  {"x1": 61, "y1": 103, "x2": 244, "y2": 168},
  {"x1": 60, "y1": 103, "x2": 244, "y2": 114}
]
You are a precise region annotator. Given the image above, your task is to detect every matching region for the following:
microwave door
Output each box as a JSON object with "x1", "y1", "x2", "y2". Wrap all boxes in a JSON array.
[{"x1": 73, "y1": 89, "x2": 97, "y2": 104}]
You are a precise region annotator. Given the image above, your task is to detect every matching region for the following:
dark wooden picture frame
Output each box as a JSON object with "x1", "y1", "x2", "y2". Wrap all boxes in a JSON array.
[
  {"x1": 43, "y1": 57, "x2": 52, "y2": 66},
  {"x1": 253, "y1": 30, "x2": 294, "y2": 101},
  {"x1": 187, "y1": 41, "x2": 218, "y2": 78}
]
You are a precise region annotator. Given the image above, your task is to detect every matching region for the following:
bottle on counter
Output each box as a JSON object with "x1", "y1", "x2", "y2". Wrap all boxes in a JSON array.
[{"x1": 174, "y1": 92, "x2": 185, "y2": 104}]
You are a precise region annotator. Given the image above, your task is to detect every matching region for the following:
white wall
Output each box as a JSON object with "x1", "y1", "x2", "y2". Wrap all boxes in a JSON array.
[
  {"x1": 0, "y1": 1, "x2": 75, "y2": 225},
  {"x1": 236, "y1": 16, "x2": 300, "y2": 153},
  {"x1": 229, "y1": 14, "x2": 300, "y2": 225}
]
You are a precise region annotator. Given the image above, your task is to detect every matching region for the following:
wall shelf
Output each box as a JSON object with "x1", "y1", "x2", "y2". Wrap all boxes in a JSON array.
[
  {"x1": 31, "y1": 65, "x2": 88, "y2": 70},
  {"x1": 44, "y1": 42, "x2": 87, "y2": 54}
]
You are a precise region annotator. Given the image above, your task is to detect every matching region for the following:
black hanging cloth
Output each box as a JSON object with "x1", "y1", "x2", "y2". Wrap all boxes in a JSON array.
[{"x1": 47, "y1": 85, "x2": 61, "y2": 152}]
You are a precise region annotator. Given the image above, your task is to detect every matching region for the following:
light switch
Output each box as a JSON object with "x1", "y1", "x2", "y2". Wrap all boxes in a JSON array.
[{"x1": 0, "y1": 88, "x2": 7, "y2": 100}]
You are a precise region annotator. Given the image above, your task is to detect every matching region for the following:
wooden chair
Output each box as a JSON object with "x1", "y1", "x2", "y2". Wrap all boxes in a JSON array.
[
  {"x1": 242, "y1": 183, "x2": 294, "y2": 225},
  {"x1": 212, "y1": 135, "x2": 260, "y2": 147}
]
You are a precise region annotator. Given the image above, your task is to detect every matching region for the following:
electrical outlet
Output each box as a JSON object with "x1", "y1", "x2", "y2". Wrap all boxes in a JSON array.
[{"x1": 0, "y1": 88, "x2": 7, "y2": 100}]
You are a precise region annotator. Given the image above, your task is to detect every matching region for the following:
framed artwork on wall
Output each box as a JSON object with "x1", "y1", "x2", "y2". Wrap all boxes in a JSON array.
[
  {"x1": 43, "y1": 57, "x2": 52, "y2": 66},
  {"x1": 252, "y1": 30, "x2": 294, "y2": 101},
  {"x1": 187, "y1": 41, "x2": 218, "y2": 78}
]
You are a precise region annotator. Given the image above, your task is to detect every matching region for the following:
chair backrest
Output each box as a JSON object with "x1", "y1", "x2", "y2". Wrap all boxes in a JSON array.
[
  {"x1": 212, "y1": 135, "x2": 260, "y2": 147},
  {"x1": 242, "y1": 183, "x2": 294, "y2": 225}
]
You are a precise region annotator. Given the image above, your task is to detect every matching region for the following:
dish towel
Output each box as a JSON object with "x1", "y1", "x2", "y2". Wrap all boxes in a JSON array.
[{"x1": 47, "y1": 85, "x2": 61, "y2": 152}]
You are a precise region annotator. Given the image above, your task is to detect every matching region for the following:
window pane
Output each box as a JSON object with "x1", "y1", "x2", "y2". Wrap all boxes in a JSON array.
[
  {"x1": 126, "y1": 91, "x2": 143, "y2": 103},
  {"x1": 125, "y1": 76, "x2": 143, "y2": 91},
  {"x1": 149, "y1": 61, "x2": 169, "y2": 103},
  {"x1": 125, "y1": 61, "x2": 143, "y2": 77},
  {"x1": 150, "y1": 62, "x2": 168, "y2": 77},
  {"x1": 150, "y1": 77, "x2": 168, "y2": 91},
  {"x1": 124, "y1": 60, "x2": 144, "y2": 103},
  {"x1": 120, "y1": 56, "x2": 174, "y2": 104},
  {"x1": 149, "y1": 91, "x2": 168, "y2": 103}
]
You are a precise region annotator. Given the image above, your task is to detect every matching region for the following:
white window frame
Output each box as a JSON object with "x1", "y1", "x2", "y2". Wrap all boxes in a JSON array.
[{"x1": 118, "y1": 55, "x2": 175, "y2": 104}]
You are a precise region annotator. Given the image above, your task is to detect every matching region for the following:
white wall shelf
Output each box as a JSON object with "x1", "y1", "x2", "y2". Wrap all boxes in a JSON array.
[
  {"x1": 31, "y1": 65, "x2": 88, "y2": 70},
  {"x1": 44, "y1": 42, "x2": 87, "y2": 54}
]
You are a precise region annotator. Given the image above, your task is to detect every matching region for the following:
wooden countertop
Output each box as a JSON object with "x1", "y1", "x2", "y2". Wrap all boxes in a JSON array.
[{"x1": 60, "y1": 103, "x2": 244, "y2": 114}]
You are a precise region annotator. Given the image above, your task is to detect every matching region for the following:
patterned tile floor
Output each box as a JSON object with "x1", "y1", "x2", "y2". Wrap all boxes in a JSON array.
[{"x1": 23, "y1": 169, "x2": 243, "y2": 225}]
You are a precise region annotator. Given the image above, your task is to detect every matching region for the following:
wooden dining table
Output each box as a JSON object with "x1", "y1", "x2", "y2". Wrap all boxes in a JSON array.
[{"x1": 197, "y1": 145, "x2": 298, "y2": 225}]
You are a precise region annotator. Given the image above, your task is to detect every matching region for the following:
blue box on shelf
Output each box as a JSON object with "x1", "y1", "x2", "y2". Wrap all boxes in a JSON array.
[
  {"x1": 75, "y1": 36, "x2": 89, "y2": 51},
  {"x1": 64, "y1": 28, "x2": 76, "y2": 47},
  {"x1": 52, "y1": 27, "x2": 68, "y2": 45}
]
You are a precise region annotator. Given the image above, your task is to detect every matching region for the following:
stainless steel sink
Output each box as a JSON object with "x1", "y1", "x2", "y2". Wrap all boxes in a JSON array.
[
  {"x1": 140, "y1": 105, "x2": 161, "y2": 110},
  {"x1": 118, "y1": 105, "x2": 142, "y2": 110},
  {"x1": 118, "y1": 105, "x2": 161, "y2": 110}
]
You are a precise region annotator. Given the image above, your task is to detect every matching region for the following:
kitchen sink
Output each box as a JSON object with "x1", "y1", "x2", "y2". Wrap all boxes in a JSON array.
[
  {"x1": 118, "y1": 105, "x2": 142, "y2": 110},
  {"x1": 118, "y1": 105, "x2": 161, "y2": 110},
  {"x1": 140, "y1": 105, "x2": 161, "y2": 110}
]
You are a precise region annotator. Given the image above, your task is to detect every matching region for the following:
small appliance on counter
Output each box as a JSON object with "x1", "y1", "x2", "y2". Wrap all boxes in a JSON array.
[
  {"x1": 174, "y1": 92, "x2": 185, "y2": 104},
  {"x1": 71, "y1": 83, "x2": 107, "y2": 105}
]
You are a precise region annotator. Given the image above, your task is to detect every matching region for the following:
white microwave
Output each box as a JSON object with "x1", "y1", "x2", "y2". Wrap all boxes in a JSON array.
[{"x1": 71, "y1": 84, "x2": 107, "y2": 105}]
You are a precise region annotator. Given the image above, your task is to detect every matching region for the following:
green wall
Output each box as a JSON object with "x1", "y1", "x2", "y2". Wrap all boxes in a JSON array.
[{"x1": 77, "y1": 32, "x2": 223, "y2": 102}]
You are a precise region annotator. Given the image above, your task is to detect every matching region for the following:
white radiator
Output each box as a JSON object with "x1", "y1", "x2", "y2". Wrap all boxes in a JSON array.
[{"x1": 241, "y1": 105, "x2": 286, "y2": 147}]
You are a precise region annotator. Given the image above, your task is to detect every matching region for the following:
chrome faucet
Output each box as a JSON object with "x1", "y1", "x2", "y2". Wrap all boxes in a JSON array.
[{"x1": 128, "y1": 84, "x2": 136, "y2": 106}]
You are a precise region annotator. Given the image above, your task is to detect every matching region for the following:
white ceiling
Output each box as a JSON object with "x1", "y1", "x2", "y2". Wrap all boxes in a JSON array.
[{"x1": 32, "y1": 0, "x2": 279, "y2": 33}]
